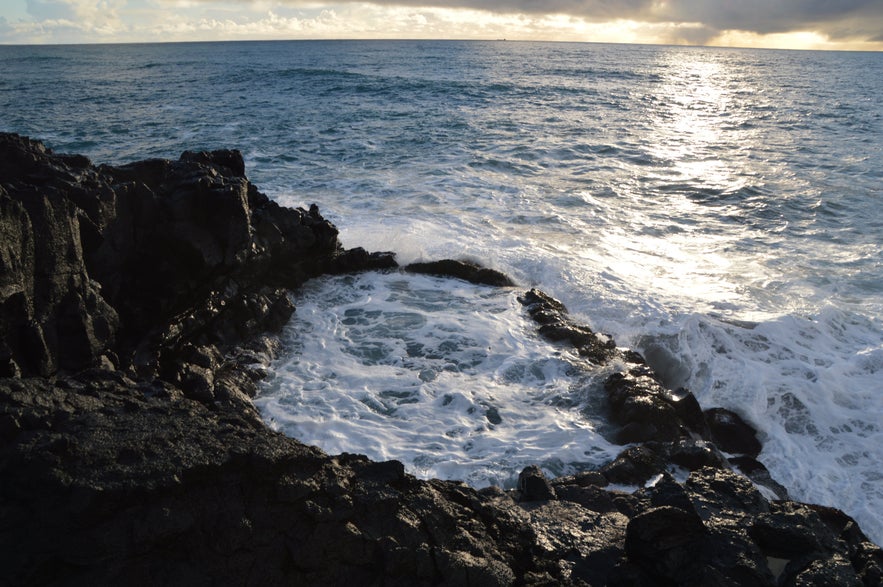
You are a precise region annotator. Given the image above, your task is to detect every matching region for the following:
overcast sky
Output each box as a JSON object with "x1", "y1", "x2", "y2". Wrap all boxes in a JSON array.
[{"x1": 1, "y1": 0, "x2": 882, "y2": 50}]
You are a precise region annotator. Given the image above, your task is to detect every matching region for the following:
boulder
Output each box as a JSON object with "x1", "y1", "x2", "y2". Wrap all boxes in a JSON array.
[
  {"x1": 605, "y1": 369, "x2": 683, "y2": 443},
  {"x1": 705, "y1": 407, "x2": 763, "y2": 457},
  {"x1": 518, "y1": 465, "x2": 557, "y2": 502}
]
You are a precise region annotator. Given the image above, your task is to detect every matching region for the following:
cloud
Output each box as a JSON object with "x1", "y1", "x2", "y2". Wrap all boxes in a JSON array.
[
  {"x1": 250, "y1": 0, "x2": 883, "y2": 43},
  {"x1": 659, "y1": 0, "x2": 883, "y2": 39},
  {"x1": 25, "y1": 0, "x2": 77, "y2": 21},
  {"x1": 258, "y1": 0, "x2": 659, "y2": 20},
  {"x1": 25, "y1": 0, "x2": 126, "y2": 31},
  {"x1": 2, "y1": 0, "x2": 882, "y2": 47}
]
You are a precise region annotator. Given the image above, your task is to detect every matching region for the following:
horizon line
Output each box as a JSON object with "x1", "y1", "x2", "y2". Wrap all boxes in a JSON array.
[{"x1": 2, "y1": 37, "x2": 881, "y2": 53}]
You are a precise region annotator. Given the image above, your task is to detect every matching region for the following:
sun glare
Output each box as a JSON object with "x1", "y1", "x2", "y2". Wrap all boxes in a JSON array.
[
  {"x1": 601, "y1": 50, "x2": 759, "y2": 307},
  {"x1": 709, "y1": 29, "x2": 880, "y2": 51}
]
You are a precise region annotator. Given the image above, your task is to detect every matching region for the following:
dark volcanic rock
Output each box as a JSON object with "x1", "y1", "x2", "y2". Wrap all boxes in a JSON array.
[
  {"x1": 518, "y1": 288, "x2": 619, "y2": 363},
  {"x1": 705, "y1": 407, "x2": 763, "y2": 457},
  {"x1": 405, "y1": 258, "x2": 515, "y2": 286},
  {"x1": 729, "y1": 455, "x2": 790, "y2": 500},
  {"x1": 0, "y1": 135, "x2": 119, "y2": 376},
  {"x1": 624, "y1": 505, "x2": 709, "y2": 583},
  {"x1": 605, "y1": 369, "x2": 683, "y2": 443},
  {"x1": 0, "y1": 133, "x2": 393, "y2": 378},
  {"x1": 601, "y1": 445, "x2": 669, "y2": 486},
  {"x1": 670, "y1": 438, "x2": 728, "y2": 471},
  {"x1": 518, "y1": 465, "x2": 557, "y2": 502},
  {"x1": 2, "y1": 134, "x2": 879, "y2": 586}
]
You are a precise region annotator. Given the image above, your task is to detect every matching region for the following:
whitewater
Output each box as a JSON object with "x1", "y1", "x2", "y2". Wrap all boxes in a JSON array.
[{"x1": 2, "y1": 39, "x2": 881, "y2": 544}]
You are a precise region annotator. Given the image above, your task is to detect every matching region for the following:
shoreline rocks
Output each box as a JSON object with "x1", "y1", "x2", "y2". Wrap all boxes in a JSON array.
[{"x1": 2, "y1": 133, "x2": 880, "y2": 585}]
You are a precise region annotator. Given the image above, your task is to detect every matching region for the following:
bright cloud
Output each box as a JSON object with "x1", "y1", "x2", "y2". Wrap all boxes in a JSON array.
[{"x1": 0, "y1": 0, "x2": 881, "y2": 49}]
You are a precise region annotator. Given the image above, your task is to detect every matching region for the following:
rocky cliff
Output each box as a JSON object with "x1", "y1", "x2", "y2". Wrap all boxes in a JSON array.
[{"x1": 1, "y1": 133, "x2": 880, "y2": 586}]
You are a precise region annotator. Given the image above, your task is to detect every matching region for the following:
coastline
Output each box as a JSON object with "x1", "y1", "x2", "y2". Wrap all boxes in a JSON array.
[{"x1": 1, "y1": 132, "x2": 880, "y2": 585}]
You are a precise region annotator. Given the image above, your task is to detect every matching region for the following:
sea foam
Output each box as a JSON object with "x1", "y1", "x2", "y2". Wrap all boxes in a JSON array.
[{"x1": 256, "y1": 271, "x2": 621, "y2": 488}]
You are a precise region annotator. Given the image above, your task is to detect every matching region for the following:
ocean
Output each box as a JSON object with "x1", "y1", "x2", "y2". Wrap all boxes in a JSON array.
[{"x1": 2, "y1": 39, "x2": 881, "y2": 544}]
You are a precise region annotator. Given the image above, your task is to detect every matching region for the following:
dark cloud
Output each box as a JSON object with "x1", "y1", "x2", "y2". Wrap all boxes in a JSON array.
[
  {"x1": 660, "y1": 0, "x2": 883, "y2": 38},
  {"x1": 268, "y1": 0, "x2": 883, "y2": 42}
]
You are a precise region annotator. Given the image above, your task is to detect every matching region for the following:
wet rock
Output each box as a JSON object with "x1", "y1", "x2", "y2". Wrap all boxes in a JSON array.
[
  {"x1": 705, "y1": 407, "x2": 763, "y2": 457},
  {"x1": 605, "y1": 370, "x2": 682, "y2": 443},
  {"x1": 670, "y1": 438, "x2": 728, "y2": 471},
  {"x1": 729, "y1": 455, "x2": 790, "y2": 500},
  {"x1": 669, "y1": 386, "x2": 710, "y2": 438},
  {"x1": 518, "y1": 288, "x2": 618, "y2": 363},
  {"x1": 518, "y1": 465, "x2": 557, "y2": 502},
  {"x1": 405, "y1": 259, "x2": 515, "y2": 286},
  {"x1": 601, "y1": 445, "x2": 668, "y2": 486},
  {"x1": 518, "y1": 288, "x2": 567, "y2": 318}
]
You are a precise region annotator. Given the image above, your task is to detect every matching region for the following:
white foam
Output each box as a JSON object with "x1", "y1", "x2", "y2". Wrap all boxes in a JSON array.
[
  {"x1": 256, "y1": 271, "x2": 621, "y2": 488},
  {"x1": 637, "y1": 307, "x2": 883, "y2": 544}
]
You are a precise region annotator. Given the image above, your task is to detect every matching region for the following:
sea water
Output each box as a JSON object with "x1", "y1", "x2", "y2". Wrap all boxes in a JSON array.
[{"x1": 2, "y1": 40, "x2": 881, "y2": 544}]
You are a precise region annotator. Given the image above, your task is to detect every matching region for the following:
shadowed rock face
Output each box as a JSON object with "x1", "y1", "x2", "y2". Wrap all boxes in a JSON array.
[
  {"x1": 0, "y1": 133, "x2": 395, "y2": 382},
  {"x1": 2, "y1": 133, "x2": 881, "y2": 586}
]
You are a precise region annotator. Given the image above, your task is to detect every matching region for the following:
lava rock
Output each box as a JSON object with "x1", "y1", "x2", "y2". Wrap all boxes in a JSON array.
[
  {"x1": 405, "y1": 259, "x2": 515, "y2": 286},
  {"x1": 517, "y1": 288, "x2": 618, "y2": 363},
  {"x1": 605, "y1": 370, "x2": 683, "y2": 443},
  {"x1": 705, "y1": 407, "x2": 763, "y2": 457},
  {"x1": 624, "y1": 505, "x2": 708, "y2": 583},
  {"x1": 518, "y1": 465, "x2": 557, "y2": 502},
  {"x1": 670, "y1": 438, "x2": 728, "y2": 471},
  {"x1": 601, "y1": 445, "x2": 668, "y2": 486}
]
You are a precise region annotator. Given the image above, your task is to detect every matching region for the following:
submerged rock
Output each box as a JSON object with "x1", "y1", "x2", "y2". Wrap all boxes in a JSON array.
[{"x1": 2, "y1": 133, "x2": 879, "y2": 585}]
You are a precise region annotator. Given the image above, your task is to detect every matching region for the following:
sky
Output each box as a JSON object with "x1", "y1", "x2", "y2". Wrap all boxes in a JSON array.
[{"x1": 1, "y1": 0, "x2": 882, "y2": 50}]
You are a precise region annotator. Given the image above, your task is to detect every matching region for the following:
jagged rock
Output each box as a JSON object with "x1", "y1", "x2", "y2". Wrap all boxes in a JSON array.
[
  {"x1": 517, "y1": 288, "x2": 618, "y2": 363},
  {"x1": 518, "y1": 465, "x2": 557, "y2": 502},
  {"x1": 670, "y1": 438, "x2": 728, "y2": 471},
  {"x1": 405, "y1": 259, "x2": 515, "y2": 286},
  {"x1": 750, "y1": 503, "x2": 837, "y2": 558},
  {"x1": 0, "y1": 132, "x2": 392, "y2": 377},
  {"x1": 705, "y1": 407, "x2": 763, "y2": 457},
  {"x1": 0, "y1": 134, "x2": 119, "y2": 376},
  {"x1": 1, "y1": 134, "x2": 879, "y2": 586},
  {"x1": 624, "y1": 505, "x2": 709, "y2": 583},
  {"x1": 729, "y1": 455, "x2": 790, "y2": 500},
  {"x1": 605, "y1": 369, "x2": 683, "y2": 443},
  {"x1": 601, "y1": 445, "x2": 668, "y2": 486},
  {"x1": 669, "y1": 385, "x2": 710, "y2": 437},
  {"x1": 519, "y1": 499, "x2": 628, "y2": 585}
]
